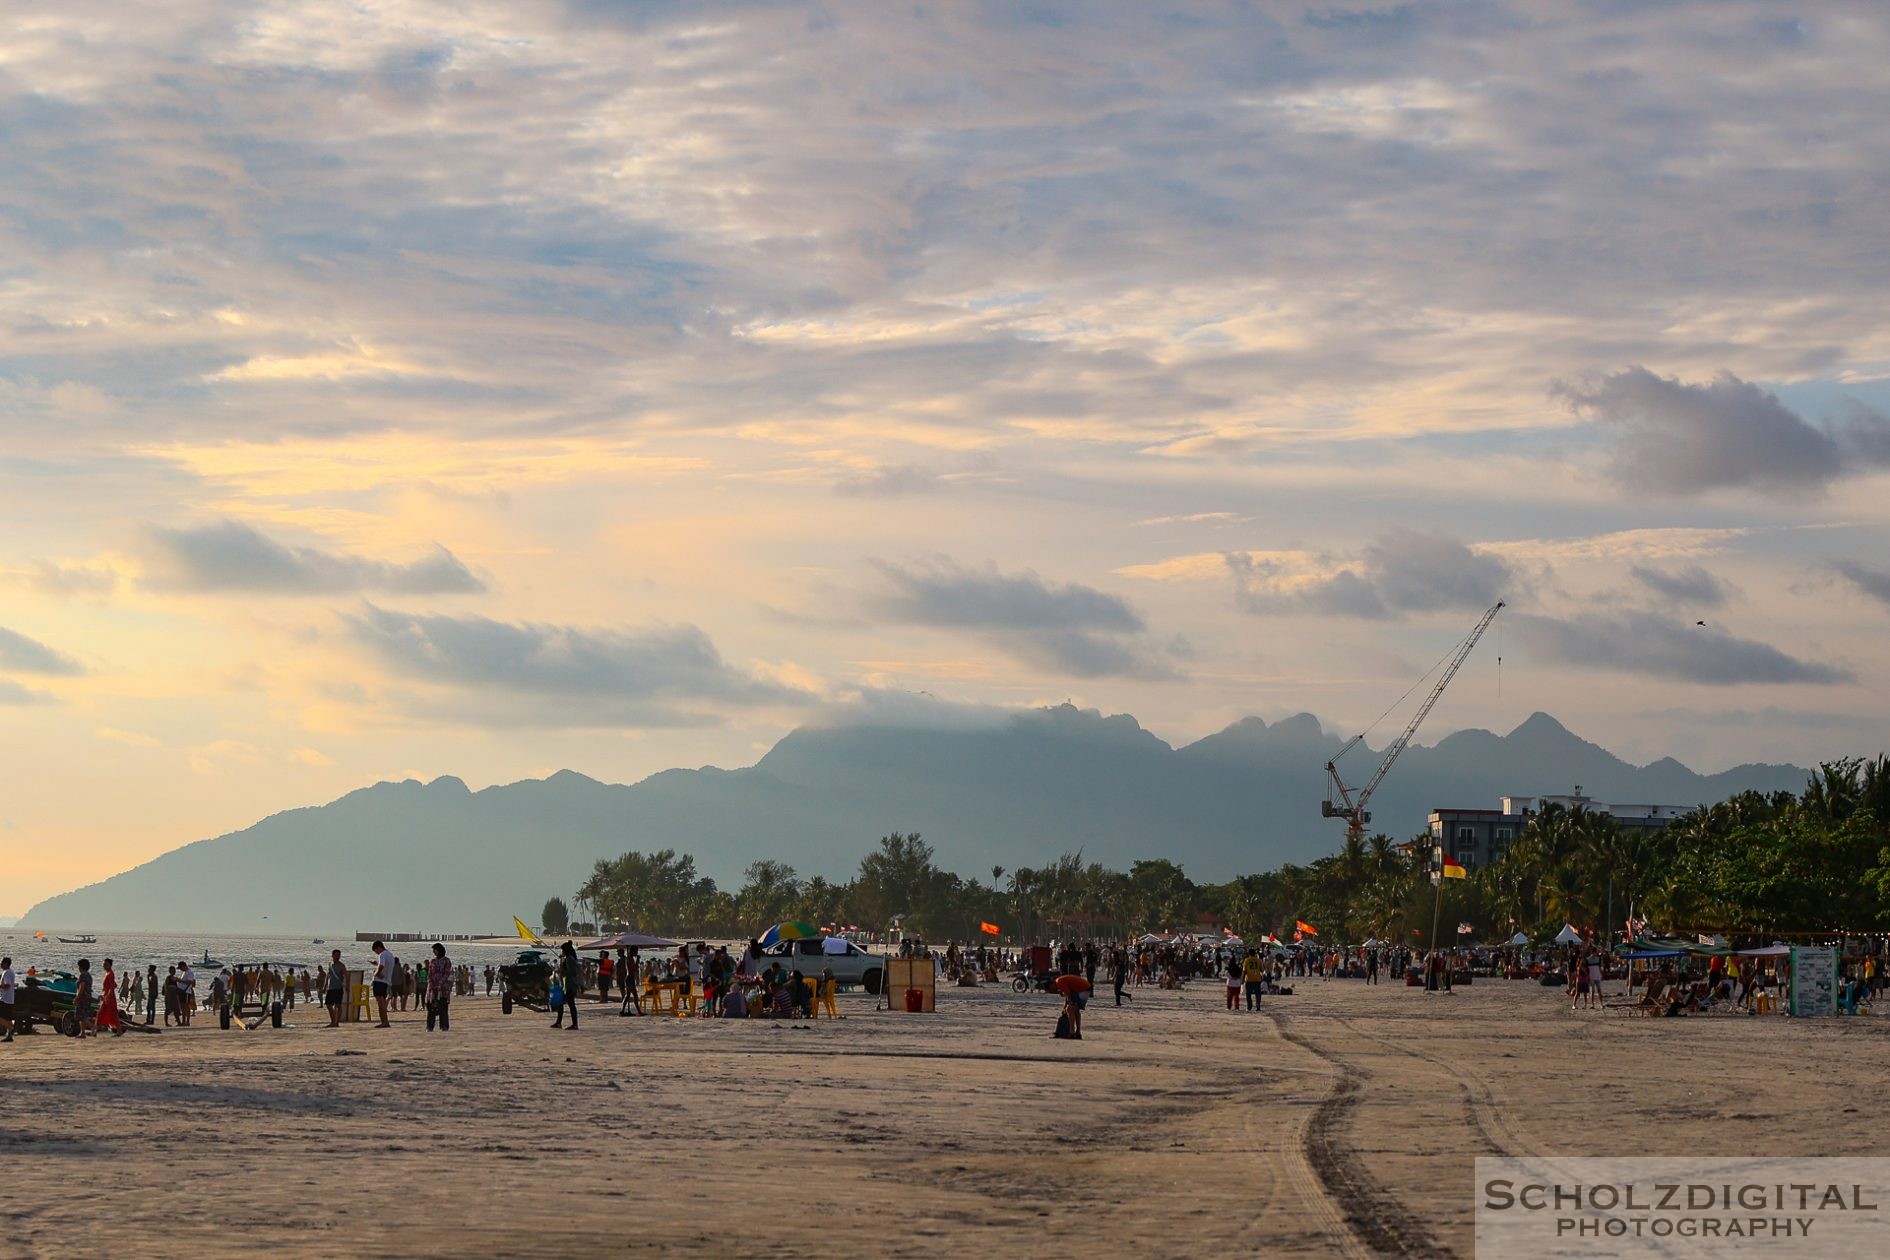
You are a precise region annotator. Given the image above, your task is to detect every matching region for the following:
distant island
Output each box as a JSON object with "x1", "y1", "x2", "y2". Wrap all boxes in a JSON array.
[{"x1": 20, "y1": 706, "x2": 1810, "y2": 934}]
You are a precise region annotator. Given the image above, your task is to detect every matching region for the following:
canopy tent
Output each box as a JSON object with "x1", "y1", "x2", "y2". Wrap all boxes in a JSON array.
[
  {"x1": 1508, "y1": 932, "x2": 1530, "y2": 946},
  {"x1": 1620, "y1": 948, "x2": 1684, "y2": 959},
  {"x1": 1737, "y1": 944, "x2": 1793, "y2": 957},
  {"x1": 1553, "y1": 924, "x2": 1583, "y2": 945},
  {"x1": 1221, "y1": 934, "x2": 1244, "y2": 947},
  {"x1": 577, "y1": 931, "x2": 679, "y2": 951},
  {"x1": 1359, "y1": 938, "x2": 1383, "y2": 948},
  {"x1": 1134, "y1": 933, "x2": 1171, "y2": 945}
]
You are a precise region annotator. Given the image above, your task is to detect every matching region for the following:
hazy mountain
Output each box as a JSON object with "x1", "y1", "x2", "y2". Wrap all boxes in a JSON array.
[{"x1": 21, "y1": 707, "x2": 1810, "y2": 933}]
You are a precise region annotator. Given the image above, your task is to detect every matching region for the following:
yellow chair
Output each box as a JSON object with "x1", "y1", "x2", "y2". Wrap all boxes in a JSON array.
[
  {"x1": 349, "y1": 981, "x2": 372, "y2": 1024},
  {"x1": 817, "y1": 978, "x2": 839, "y2": 1019},
  {"x1": 642, "y1": 980, "x2": 671, "y2": 1016},
  {"x1": 674, "y1": 985, "x2": 698, "y2": 1017}
]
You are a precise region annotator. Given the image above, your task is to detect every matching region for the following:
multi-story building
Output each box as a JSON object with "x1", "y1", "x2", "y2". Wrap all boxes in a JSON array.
[{"x1": 1427, "y1": 788, "x2": 1693, "y2": 870}]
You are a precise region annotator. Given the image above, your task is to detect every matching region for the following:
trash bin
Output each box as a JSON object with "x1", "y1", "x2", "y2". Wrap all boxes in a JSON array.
[
  {"x1": 904, "y1": 987, "x2": 924, "y2": 1013},
  {"x1": 218, "y1": 1004, "x2": 232, "y2": 1030},
  {"x1": 271, "y1": 1001, "x2": 284, "y2": 1028}
]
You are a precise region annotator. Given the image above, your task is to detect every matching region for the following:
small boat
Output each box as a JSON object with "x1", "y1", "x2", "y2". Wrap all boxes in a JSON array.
[
  {"x1": 59, "y1": 934, "x2": 97, "y2": 944},
  {"x1": 312, "y1": 938, "x2": 325, "y2": 944},
  {"x1": 201, "y1": 949, "x2": 223, "y2": 967}
]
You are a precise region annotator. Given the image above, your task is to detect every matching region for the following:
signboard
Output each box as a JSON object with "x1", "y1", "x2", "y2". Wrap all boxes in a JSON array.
[{"x1": 1790, "y1": 946, "x2": 1837, "y2": 1017}]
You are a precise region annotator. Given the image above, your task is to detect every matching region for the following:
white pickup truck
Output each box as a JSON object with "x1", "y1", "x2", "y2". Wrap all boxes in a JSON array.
[{"x1": 759, "y1": 938, "x2": 888, "y2": 994}]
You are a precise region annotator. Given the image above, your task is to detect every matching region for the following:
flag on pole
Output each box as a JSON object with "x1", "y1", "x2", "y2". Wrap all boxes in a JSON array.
[
  {"x1": 1457, "y1": 922, "x2": 1474, "y2": 935},
  {"x1": 1295, "y1": 919, "x2": 1319, "y2": 937},
  {"x1": 1440, "y1": 855, "x2": 1467, "y2": 879},
  {"x1": 979, "y1": 921, "x2": 1000, "y2": 936},
  {"x1": 513, "y1": 915, "x2": 543, "y2": 946},
  {"x1": 1292, "y1": 930, "x2": 1304, "y2": 943}
]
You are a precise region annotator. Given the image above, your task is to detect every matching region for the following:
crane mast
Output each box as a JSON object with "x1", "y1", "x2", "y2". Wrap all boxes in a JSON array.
[{"x1": 1321, "y1": 600, "x2": 1504, "y2": 844}]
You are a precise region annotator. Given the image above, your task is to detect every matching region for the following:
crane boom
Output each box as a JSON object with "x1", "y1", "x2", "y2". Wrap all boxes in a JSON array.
[{"x1": 1322, "y1": 600, "x2": 1504, "y2": 842}]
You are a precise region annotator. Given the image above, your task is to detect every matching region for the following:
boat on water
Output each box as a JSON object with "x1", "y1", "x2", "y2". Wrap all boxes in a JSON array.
[
  {"x1": 312, "y1": 938, "x2": 325, "y2": 944},
  {"x1": 58, "y1": 934, "x2": 97, "y2": 944}
]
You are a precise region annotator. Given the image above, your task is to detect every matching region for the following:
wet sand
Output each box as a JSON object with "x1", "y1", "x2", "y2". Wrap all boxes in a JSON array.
[{"x1": 3, "y1": 975, "x2": 1881, "y2": 1257}]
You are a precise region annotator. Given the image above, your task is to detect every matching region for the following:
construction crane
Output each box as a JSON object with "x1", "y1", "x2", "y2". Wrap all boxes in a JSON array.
[{"x1": 1321, "y1": 600, "x2": 1504, "y2": 844}]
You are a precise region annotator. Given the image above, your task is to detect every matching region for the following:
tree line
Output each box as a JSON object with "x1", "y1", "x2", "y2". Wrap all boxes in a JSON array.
[{"x1": 544, "y1": 758, "x2": 1890, "y2": 944}]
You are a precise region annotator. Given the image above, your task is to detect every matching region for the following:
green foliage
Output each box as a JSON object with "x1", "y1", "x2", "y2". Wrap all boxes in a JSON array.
[
  {"x1": 540, "y1": 895, "x2": 569, "y2": 935},
  {"x1": 562, "y1": 759, "x2": 1890, "y2": 942}
]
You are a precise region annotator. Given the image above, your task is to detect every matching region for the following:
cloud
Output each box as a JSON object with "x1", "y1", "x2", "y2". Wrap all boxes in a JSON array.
[
  {"x1": 1229, "y1": 529, "x2": 1512, "y2": 619},
  {"x1": 344, "y1": 604, "x2": 803, "y2": 727},
  {"x1": 1554, "y1": 367, "x2": 1890, "y2": 496},
  {"x1": 143, "y1": 520, "x2": 486, "y2": 595},
  {"x1": 0, "y1": 625, "x2": 85, "y2": 676},
  {"x1": 0, "y1": 679, "x2": 54, "y2": 706},
  {"x1": 1629, "y1": 564, "x2": 1730, "y2": 608},
  {"x1": 0, "y1": 561, "x2": 119, "y2": 597},
  {"x1": 1510, "y1": 611, "x2": 1848, "y2": 685},
  {"x1": 833, "y1": 464, "x2": 945, "y2": 497},
  {"x1": 869, "y1": 557, "x2": 1174, "y2": 679},
  {"x1": 1833, "y1": 559, "x2": 1890, "y2": 610}
]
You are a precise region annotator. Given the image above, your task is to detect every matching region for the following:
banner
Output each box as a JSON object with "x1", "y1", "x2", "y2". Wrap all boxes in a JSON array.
[
  {"x1": 1296, "y1": 919, "x2": 1318, "y2": 937},
  {"x1": 1790, "y1": 946, "x2": 1837, "y2": 1016},
  {"x1": 979, "y1": 921, "x2": 1000, "y2": 936}
]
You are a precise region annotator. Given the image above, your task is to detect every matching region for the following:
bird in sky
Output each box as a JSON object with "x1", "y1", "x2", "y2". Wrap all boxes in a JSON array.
[{"x1": 1696, "y1": 621, "x2": 1706, "y2": 627}]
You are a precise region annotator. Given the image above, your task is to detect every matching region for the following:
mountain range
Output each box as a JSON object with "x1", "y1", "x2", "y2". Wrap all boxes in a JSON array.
[{"x1": 20, "y1": 707, "x2": 1811, "y2": 933}]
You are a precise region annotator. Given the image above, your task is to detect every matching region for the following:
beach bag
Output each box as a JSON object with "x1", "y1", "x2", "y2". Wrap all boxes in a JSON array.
[
  {"x1": 1053, "y1": 1011, "x2": 1076, "y2": 1039},
  {"x1": 549, "y1": 983, "x2": 565, "y2": 1007}
]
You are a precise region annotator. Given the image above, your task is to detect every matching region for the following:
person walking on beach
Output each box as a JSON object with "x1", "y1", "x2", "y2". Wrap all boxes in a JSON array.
[
  {"x1": 1225, "y1": 956, "x2": 1243, "y2": 1011},
  {"x1": 325, "y1": 949, "x2": 347, "y2": 1027},
  {"x1": 1242, "y1": 949, "x2": 1267, "y2": 1011},
  {"x1": 145, "y1": 964, "x2": 159, "y2": 1025},
  {"x1": 425, "y1": 943, "x2": 452, "y2": 1032},
  {"x1": 552, "y1": 941, "x2": 581, "y2": 1030},
  {"x1": 98, "y1": 959, "x2": 122, "y2": 1034},
  {"x1": 1111, "y1": 948, "x2": 1130, "y2": 1007},
  {"x1": 1366, "y1": 950, "x2": 1379, "y2": 985},
  {"x1": 75, "y1": 959, "x2": 96, "y2": 1037},
  {"x1": 370, "y1": 941, "x2": 394, "y2": 1027},
  {"x1": 1, "y1": 956, "x2": 15, "y2": 1042}
]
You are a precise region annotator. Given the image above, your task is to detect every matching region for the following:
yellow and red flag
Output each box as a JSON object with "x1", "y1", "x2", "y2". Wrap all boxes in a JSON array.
[
  {"x1": 1440, "y1": 856, "x2": 1467, "y2": 880},
  {"x1": 979, "y1": 921, "x2": 1000, "y2": 936}
]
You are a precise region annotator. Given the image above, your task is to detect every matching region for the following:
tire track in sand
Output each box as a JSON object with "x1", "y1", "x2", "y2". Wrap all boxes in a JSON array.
[{"x1": 1264, "y1": 1010, "x2": 1450, "y2": 1258}]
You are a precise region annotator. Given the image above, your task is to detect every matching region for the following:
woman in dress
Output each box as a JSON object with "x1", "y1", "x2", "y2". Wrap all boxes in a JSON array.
[
  {"x1": 75, "y1": 958, "x2": 96, "y2": 1037},
  {"x1": 97, "y1": 958, "x2": 122, "y2": 1033}
]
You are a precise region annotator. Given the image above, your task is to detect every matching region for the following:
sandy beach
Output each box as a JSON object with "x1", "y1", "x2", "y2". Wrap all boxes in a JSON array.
[{"x1": 4, "y1": 974, "x2": 1881, "y2": 1258}]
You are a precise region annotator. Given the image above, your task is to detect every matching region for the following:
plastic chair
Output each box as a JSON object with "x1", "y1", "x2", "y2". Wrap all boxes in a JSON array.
[
  {"x1": 674, "y1": 985, "x2": 698, "y2": 1017},
  {"x1": 349, "y1": 981, "x2": 372, "y2": 1024}
]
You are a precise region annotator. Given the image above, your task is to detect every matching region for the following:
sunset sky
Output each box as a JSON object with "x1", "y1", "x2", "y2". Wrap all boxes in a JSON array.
[{"x1": 4, "y1": 1, "x2": 1889, "y2": 910}]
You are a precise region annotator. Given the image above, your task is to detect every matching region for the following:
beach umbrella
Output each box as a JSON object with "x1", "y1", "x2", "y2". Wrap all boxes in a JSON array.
[
  {"x1": 758, "y1": 921, "x2": 820, "y2": 948},
  {"x1": 578, "y1": 931, "x2": 679, "y2": 951}
]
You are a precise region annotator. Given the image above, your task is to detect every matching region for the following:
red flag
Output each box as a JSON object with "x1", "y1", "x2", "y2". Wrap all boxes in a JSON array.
[
  {"x1": 1296, "y1": 920, "x2": 1319, "y2": 937},
  {"x1": 979, "y1": 921, "x2": 1000, "y2": 936},
  {"x1": 1292, "y1": 930, "x2": 1304, "y2": 943}
]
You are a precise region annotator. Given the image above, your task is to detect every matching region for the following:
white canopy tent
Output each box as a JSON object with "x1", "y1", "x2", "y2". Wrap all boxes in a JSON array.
[
  {"x1": 1508, "y1": 932, "x2": 1530, "y2": 946},
  {"x1": 1553, "y1": 924, "x2": 1583, "y2": 945}
]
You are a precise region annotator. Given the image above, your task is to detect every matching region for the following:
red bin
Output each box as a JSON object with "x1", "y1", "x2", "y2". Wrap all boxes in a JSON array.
[{"x1": 904, "y1": 987, "x2": 924, "y2": 1013}]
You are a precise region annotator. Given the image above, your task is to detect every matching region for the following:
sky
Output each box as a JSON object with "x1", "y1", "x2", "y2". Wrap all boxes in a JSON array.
[{"x1": 4, "y1": 0, "x2": 1890, "y2": 910}]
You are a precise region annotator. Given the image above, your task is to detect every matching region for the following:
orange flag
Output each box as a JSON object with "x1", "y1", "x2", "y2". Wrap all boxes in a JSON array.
[
  {"x1": 1296, "y1": 920, "x2": 1319, "y2": 937},
  {"x1": 979, "y1": 921, "x2": 1000, "y2": 936}
]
